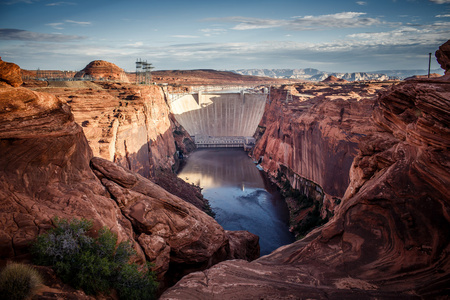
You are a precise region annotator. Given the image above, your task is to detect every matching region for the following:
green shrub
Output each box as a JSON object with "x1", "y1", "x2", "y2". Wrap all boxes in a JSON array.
[
  {"x1": 116, "y1": 263, "x2": 158, "y2": 300},
  {"x1": 0, "y1": 263, "x2": 43, "y2": 300},
  {"x1": 31, "y1": 217, "x2": 158, "y2": 299}
]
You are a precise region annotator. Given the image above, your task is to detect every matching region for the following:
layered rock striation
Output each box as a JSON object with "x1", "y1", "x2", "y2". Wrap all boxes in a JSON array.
[
  {"x1": 251, "y1": 82, "x2": 392, "y2": 236},
  {"x1": 0, "y1": 57, "x2": 22, "y2": 87},
  {"x1": 161, "y1": 54, "x2": 450, "y2": 299},
  {"x1": 0, "y1": 60, "x2": 259, "y2": 293},
  {"x1": 436, "y1": 39, "x2": 450, "y2": 75},
  {"x1": 32, "y1": 80, "x2": 209, "y2": 211}
]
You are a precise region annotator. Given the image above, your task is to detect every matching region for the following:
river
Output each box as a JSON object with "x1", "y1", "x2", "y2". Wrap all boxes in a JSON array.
[{"x1": 177, "y1": 148, "x2": 295, "y2": 256}]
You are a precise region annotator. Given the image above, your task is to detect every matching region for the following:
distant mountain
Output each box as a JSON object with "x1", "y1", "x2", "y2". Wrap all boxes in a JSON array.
[{"x1": 230, "y1": 68, "x2": 444, "y2": 81}]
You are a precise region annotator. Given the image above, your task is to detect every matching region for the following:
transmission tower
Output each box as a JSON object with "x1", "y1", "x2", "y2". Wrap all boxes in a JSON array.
[{"x1": 136, "y1": 59, "x2": 154, "y2": 85}]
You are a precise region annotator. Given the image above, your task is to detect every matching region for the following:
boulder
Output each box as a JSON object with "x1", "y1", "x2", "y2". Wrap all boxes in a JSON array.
[
  {"x1": 0, "y1": 57, "x2": 22, "y2": 87},
  {"x1": 90, "y1": 156, "x2": 230, "y2": 284}
]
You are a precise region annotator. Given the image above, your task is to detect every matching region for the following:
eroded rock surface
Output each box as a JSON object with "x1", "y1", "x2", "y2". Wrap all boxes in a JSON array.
[
  {"x1": 253, "y1": 83, "x2": 392, "y2": 200},
  {"x1": 32, "y1": 81, "x2": 208, "y2": 210},
  {"x1": 90, "y1": 157, "x2": 233, "y2": 285},
  {"x1": 161, "y1": 69, "x2": 450, "y2": 299},
  {"x1": 436, "y1": 39, "x2": 450, "y2": 75},
  {"x1": 0, "y1": 63, "x2": 260, "y2": 293},
  {"x1": 251, "y1": 82, "x2": 394, "y2": 237},
  {"x1": 0, "y1": 58, "x2": 22, "y2": 87},
  {"x1": 0, "y1": 84, "x2": 135, "y2": 261}
]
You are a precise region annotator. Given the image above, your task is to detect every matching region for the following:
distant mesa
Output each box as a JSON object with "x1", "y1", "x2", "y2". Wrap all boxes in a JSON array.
[
  {"x1": 405, "y1": 73, "x2": 442, "y2": 80},
  {"x1": 321, "y1": 75, "x2": 348, "y2": 83},
  {"x1": 74, "y1": 60, "x2": 129, "y2": 82}
]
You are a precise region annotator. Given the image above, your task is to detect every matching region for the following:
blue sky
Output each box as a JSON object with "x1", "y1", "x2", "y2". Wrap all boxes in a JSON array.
[{"x1": 1, "y1": 0, "x2": 449, "y2": 72}]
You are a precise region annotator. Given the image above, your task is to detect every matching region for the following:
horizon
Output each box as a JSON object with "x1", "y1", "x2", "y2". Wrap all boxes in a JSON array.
[{"x1": 1, "y1": 0, "x2": 449, "y2": 73}]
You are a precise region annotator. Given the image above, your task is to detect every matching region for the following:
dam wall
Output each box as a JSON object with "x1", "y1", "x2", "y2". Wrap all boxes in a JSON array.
[{"x1": 170, "y1": 91, "x2": 267, "y2": 147}]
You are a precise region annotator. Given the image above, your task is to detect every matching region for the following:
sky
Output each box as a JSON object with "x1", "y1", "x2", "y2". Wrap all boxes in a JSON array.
[{"x1": 1, "y1": 0, "x2": 449, "y2": 73}]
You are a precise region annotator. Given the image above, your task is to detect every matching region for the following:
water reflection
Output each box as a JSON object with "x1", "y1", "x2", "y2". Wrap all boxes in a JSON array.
[{"x1": 178, "y1": 148, "x2": 295, "y2": 256}]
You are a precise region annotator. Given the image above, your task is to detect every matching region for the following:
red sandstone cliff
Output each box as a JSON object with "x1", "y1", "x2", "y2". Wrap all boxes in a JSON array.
[
  {"x1": 161, "y1": 48, "x2": 450, "y2": 299},
  {"x1": 30, "y1": 80, "x2": 209, "y2": 211},
  {"x1": 0, "y1": 60, "x2": 259, "y2": 295},
  {"x1": 251, "y1": 82, "x2": 393, "y2": 237}
]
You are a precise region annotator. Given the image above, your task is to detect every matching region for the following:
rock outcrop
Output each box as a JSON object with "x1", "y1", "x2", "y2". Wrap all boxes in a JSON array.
[
  {"x1": 161, "y1": 55, "x2": 450, "y2": 299},
  {"x1": 0, "y1": 57, "x2": 22, "y2": 87},
  {"x1": 0, "y1": 84, "x2": 134, "y2": 260},
  {"x1": 74, "y1": 60, "x2": 129, "y2": 82},
  {"x1": 0, "y1": 61, "x2": 259, "y2": 293},
  {"x1": 89, "y1": 157, "x2": 232, "y2": 285},
  {"x1": 436, "y1": 39, "x2": 450, "y2": 75}
]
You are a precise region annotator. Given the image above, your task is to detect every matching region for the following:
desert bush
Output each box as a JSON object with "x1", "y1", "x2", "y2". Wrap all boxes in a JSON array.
[
  {"x1": 116, "y1": 263, "x2": 158, "y2": 300},
  {"x1": 31, "y1": 217, "x2": 157, "y2": 299},
  {"x1": 0, "y1": 263, "x2": 43, "y2": 300}
]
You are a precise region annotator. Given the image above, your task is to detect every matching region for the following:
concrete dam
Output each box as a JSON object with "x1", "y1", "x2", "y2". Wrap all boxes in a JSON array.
[{"x1": 169, "y1": 91, "x2": 267, "y2": 148}]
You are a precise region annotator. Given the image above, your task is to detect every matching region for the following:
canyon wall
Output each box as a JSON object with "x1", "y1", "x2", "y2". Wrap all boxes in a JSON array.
[
  {"x1": 251, "y1": 83, "x2": 391, "y2": 228},
  {"x1": 44, "y1": 82, "x2": 176, "y2": 176},
  {"x1": 0, "y1": 59, "x2": 259, "y2": 295},
  {"x1": 161, "y1": 56, "x2": 450, "y2": 299},
  {"x1": 33, "y1": 79, "x2": 209, "y2": 211}
]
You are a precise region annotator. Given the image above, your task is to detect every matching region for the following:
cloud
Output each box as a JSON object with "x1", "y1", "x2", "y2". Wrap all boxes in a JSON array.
[
  {"x1": 3, "y1": 28, "x2": 446, "y2": 72},
  {"x1": 171, "y1": 35, "x2": 200, "y2": 38},
  {"x1": 227, "y1": 17, "x2": 284, "y2": 30},
  {"x1": 46, "y1": 20, "x2": 91, "y2": 30},
  {"x1": 210, "y1": 12, "x2": 386, "y2": 31},
  {"x1": 436, "y1": 14, "x2": 450, "y2": 17},
  {"x1": 0, "y1": 28, "x2": 85, "y2": 41},
  {"x1": 356, "y1": 1, "x2": 367, "y2": 5},
  {"x1": 46, "y1": 2, "x2": 76, "y2": 6},
  {"x1": 288, "y1": 12, "x2": 384, "y2": 30},
  {"x1": 127, "y1": 41, "x2": 143, "y2": 47},
  {"x1": 65, "y1": 20, "x2": 91, "y2": 26},
  {"x1": 200, "y1": 28, "x2": 227, "y2": 37},
  {"x1": 347, "y1": 22, "x2": 450, "y2": 46},
  {"x1": 46, "y1": 22, "x2": 64, "y2": 30},
  {"x1": 429, "y1": 0, "x2": 450, "y2": 3}
]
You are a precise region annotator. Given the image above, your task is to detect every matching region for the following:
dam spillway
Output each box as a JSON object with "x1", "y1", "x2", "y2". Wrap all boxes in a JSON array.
[{"x1": 169, "y1": 90, "x2": 267, "y2": 148}]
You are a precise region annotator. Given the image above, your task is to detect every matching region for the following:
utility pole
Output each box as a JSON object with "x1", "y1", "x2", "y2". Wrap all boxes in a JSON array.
[{"x1": 428, "y1": 52, "x2": 432, "y2": 78}]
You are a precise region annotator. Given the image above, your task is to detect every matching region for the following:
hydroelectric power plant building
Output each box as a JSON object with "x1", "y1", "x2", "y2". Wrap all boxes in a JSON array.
[{"x1": 169, "y1": 90, "x2": 267, "y2": 149}]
